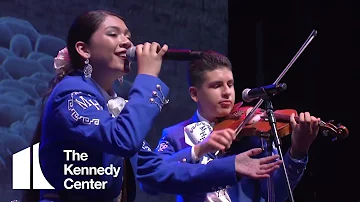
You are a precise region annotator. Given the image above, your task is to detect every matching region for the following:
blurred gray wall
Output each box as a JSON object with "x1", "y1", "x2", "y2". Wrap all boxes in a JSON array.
[{"x1": 0, "y1": 0, "x2": 228, "y2": 201}]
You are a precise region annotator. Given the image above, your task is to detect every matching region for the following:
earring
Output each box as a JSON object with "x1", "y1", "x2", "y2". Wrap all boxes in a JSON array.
[
  {"x1": 118, "y1": 76, "x2": 124, "y2": 83},
  {"x1": 83, "y1": 58, "x2": 93, "y2": 79}
]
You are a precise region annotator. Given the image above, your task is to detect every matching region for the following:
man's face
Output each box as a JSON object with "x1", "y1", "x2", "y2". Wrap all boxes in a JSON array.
[{"x1": 190, "y1": 67, "x2": 235, "y2": 121}]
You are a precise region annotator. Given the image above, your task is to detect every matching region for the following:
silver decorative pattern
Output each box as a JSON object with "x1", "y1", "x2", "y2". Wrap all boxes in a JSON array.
[
  {"x1": 68, "y1": 92, "x2": 101, "y2": 125},
  {"x1": 149, "y1": 84, "x2": 169, "y2": 111},
  {"x1": 67, "y1": 92, "x2": 100, "y2": 125}
]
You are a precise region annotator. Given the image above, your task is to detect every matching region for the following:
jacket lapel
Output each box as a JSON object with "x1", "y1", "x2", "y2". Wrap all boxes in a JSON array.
[
  {"x1": 178, "y1": 112, "x2": 202, "y2": 148},
  {"x1": 190, "y1": 112, "x2": 199, "y2": 123}
]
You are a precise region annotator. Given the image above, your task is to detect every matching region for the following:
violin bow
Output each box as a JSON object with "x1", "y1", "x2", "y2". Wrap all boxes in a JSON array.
[{"x1": 233, "y1": 30, "x2": 318, "y2": 136}]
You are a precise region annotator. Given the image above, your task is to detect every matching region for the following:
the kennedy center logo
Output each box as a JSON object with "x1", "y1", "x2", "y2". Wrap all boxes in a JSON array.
[{"x1": 12, "y1": 143, "x2": 121, "y2": 190}]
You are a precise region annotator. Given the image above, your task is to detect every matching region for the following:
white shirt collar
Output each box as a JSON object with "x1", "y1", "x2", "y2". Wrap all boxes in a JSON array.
[
  {"x1": 196, "y1": 110, "x2": 208, "y2": 122},
  {"x1": 196, "y1": 110, "x2": 216, "y2": 127}
]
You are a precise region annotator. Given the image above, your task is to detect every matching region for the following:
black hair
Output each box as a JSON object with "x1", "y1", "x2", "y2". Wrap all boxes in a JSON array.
[{"x1": 187, "y1": 50, "x2": 232, "y2": 88}]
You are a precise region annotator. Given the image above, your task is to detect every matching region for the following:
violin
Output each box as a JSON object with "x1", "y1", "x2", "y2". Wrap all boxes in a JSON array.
[
  {"x1": 213, "y1": 29, "x2": 349, "y2": 143},
  {"x1": 211, "y1": 30, "x2": 349, "y2": 202},
  {"x1": 214, "y1": 102, "x2": 349, "y2": 141}
]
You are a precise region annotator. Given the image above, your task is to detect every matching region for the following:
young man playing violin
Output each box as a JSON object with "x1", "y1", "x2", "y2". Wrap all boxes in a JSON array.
[{"x1": 145, "y1": 50, "x2": 320, "y2": 202}]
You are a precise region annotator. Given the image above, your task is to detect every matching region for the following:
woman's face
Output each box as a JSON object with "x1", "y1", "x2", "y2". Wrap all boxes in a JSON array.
[{"x1": 88, "y1": 15, "x2": 133, "y2": 76}]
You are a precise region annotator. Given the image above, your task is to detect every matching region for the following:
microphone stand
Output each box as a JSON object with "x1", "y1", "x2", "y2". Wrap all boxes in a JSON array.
[
  {"x1": 217, "y1": 29, "x2": 317, "y2": 201},
  {"x1": 263, "y1": 98, "x2": 294, "y2": 202}
]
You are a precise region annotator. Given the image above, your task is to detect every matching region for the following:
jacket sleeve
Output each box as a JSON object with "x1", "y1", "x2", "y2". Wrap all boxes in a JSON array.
[
  {"x1": 154, "y1": 128, "x2": 194, "y2": 163},
  {"x1": 54, "y1": 74, "x2": 169, "y2": 157},
  {"x1": 140, "y1": 128, "x2": 193, "y2": 195},
  {"x1": 140, "y1": 128, "x2": 194, "y2": 194},
  {"x1": 137, "y1": 136, "x2": 238, "y2": 195}
]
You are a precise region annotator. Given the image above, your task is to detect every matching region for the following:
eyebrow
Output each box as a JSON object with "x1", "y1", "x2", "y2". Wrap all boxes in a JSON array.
[
  {"x1": 106, "y1": 26, "x2": 131, "y2": 37},
  {"x1": 209, "y1": 79, "x2": 234, "y2": 84},
  {"x1": 209, "y1": 79, "x2": 234, "y2": 86}
]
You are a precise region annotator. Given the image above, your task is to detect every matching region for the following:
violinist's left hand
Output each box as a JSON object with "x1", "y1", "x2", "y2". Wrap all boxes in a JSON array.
[{"x1": 290, "y1": 112, "x2": 320, "y2": 159}]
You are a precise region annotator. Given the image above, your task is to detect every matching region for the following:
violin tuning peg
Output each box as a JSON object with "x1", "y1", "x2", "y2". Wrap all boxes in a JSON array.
[
  {"x1": 336, "y1": 123, "x2": 342, "y2": 127},
  {"x1": 329, "y1": 120, "x2": 335, "y2": 124}
]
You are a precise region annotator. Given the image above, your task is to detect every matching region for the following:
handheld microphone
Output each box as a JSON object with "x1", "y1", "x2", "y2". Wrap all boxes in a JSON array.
[
  {"x1": 126, "y1": 46, "x2": 202, "y2": 63},
  {"x1": 242, "y1": 83, "x2": 287, "y2": 102}
]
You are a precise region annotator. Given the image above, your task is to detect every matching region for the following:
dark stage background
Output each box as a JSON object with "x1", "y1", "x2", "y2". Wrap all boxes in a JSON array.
[
  {"x1": 0, "y1": 0, "x2": 355, "y2": 201},
  {"x1": 229, "y1": 0, "x2": 355, "y2": 202}
]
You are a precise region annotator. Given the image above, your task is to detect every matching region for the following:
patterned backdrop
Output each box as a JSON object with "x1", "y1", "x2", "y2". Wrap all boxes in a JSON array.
[{"x1": 0, "y1": 0, "x2": 228, "y2": 201}]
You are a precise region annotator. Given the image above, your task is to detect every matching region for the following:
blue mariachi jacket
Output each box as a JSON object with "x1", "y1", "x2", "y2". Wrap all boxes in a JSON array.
[
  {"x1": 150, "y1": 112, "x2": 308, "y2": 202},
  {"x1": 135, "y1": 143, "x2": 239, "y2": 195},
  {"x1": 39, "y1": 72, "x2": 170, "y2": 201},
  {"x1": 39, "y1": 72, "x2": 240, "y2": 202}
]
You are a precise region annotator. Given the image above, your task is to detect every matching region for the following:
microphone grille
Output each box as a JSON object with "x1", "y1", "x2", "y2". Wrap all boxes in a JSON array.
[
  {"x1": 241, "y1": 88, "x2": 252, "y2": 103},
  {"x1": 126, "y1": 46, "x2": 137, "y2": 63}
]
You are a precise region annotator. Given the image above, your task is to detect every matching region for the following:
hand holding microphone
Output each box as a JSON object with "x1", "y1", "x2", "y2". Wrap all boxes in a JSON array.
[
  {"x1": 127, "y1": 46, "x2": 202, "y2": 63},
  {"x1": 132, "y1": 42, "x2": 168, "y2": 77},
  {"x1": 127, "y1": 43, "x2": 203, "y2": 77}
]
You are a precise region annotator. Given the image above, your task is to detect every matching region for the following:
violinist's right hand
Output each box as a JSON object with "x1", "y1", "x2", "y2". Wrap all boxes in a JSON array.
[
  {"x1": 235, "y1": 148, "x2": 282, "y2": 179},
  {"x1": 193, "y1": 129, "x2": 236, "y2": 158}
]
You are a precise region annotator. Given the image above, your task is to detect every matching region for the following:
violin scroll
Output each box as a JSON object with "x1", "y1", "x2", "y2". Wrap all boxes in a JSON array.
[{"x1": 319, "y1": 120, "x2": 349, "y2": 141}]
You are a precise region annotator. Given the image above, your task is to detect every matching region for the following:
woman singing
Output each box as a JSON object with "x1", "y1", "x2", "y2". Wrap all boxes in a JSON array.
[{"x1": 27, "y1": 10, "x2": 169, "y2": 202}]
